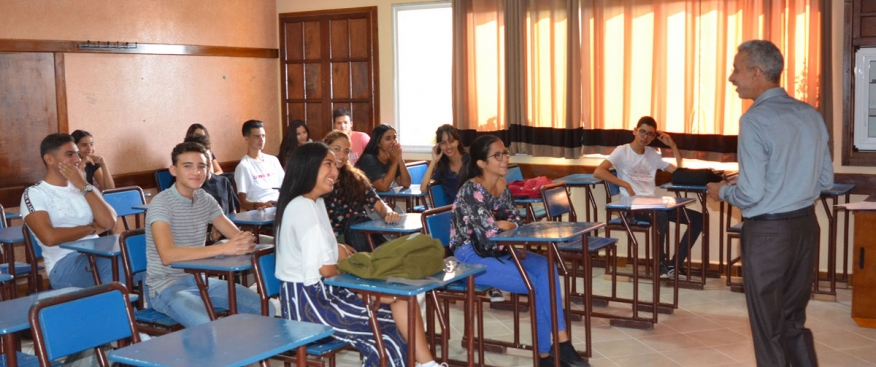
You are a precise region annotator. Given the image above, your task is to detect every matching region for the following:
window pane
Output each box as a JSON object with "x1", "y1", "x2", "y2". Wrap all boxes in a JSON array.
[{"x1": 394, "y1": 4, "x2": 452, "y2": 149}]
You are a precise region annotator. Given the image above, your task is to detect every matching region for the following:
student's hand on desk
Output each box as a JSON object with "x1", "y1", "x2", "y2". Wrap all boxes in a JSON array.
[
  {"x1": 59, "y1": 162, "x2": 88, "y2": 190},
  {"x1": 254, "y1": 201, "x2": 273, "y2": 210},
  {"x1": 706, "y1": 181, "x2": 726, "y2": 202},
  {"x1": 384, "y1": 211, "x2": 401, "y2": 224},
  {"x1": 496, "y1": 220, "x2": 518, "y2": 231},
  {"x1": 226, "y1": 231, "x2": 256, "y2": 255}
]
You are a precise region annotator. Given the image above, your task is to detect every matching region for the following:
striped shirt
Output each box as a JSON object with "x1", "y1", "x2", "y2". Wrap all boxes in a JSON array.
[{"x1": 145, "y1": 184, "x2": 222, "y2": 298}]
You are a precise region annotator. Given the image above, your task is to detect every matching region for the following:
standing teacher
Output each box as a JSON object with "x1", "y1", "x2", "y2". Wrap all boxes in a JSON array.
[{"x1": 707, "y1": 40, "x2": 832, "y2": 367}]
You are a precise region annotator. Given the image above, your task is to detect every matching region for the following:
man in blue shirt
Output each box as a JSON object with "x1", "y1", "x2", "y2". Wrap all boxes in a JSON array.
[{"x1": 708, "y1": 40, "x2": 832, "y2": 367}]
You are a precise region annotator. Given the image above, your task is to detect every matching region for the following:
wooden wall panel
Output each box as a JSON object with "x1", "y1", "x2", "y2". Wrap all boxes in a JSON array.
[{"x1": 330, "y1": 20, "x2": 350, "y2": 57}]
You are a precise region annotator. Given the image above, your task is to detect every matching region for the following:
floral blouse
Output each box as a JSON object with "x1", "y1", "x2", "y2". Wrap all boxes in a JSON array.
[
  {"x1": 324, "y1": 186, "x2": 381, "y2": 233},
  {"x1": 449, "y1": 179, "x2": 522, "y2": 253}
]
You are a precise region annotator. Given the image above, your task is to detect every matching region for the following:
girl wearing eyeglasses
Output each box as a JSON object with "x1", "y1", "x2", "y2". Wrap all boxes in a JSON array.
[{"x1": 449, "y1": 135, "x2": 588, "y2": 367}]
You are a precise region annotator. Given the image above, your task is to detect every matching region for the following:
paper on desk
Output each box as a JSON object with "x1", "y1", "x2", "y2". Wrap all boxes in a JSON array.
[{"x1": 630, "y1": 196, "x2": 670, "y2": 209}]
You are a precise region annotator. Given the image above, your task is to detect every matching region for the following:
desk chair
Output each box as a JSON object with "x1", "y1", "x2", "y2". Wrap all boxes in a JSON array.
[
  {"x1": 406, "y1": 161, "x2": 429, "y2": 212},
  {"x1": 427, "y1": 181, "x2": 451, "y2": 208},
  {"x1": 102, "y1": 186, "x2": 147, "y2": 231},
  {"x1": 251, "y1": 247, "x2": 351, "y2": 367},
  {"x1": 422, "y1": 206, "x2": 538, "y2": 364},
  {"x1": 21, "y1": 225, "x2": 45, "y2": 294},
  {"x1": 504, "y1": 166, "x2": 546, "y2": 223},
  {"x1": 541, "y1": 182, "x2": 618, "y2": 300},
  {"x1": 29, "y1": 282, "x2": 141, "y2": 367},
  {"x1": 724, "y1": 205, "x2": 744, "y2": 292},
  {"x1": 118, "y1": 229, "x2": 183, "y2": 335},
  {"x1": 0, "y1": 274, "x2": 12, "y2": 302},
  {"x1": 602, "y1": 174, "x2": 655, "y2": 272},
  {"x1": 154, "y1": 168, "x2": 173, "y2": 192}
]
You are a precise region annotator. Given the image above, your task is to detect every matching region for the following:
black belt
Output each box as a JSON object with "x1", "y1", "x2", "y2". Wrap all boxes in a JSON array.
[{"x1": 744, "y1": 205, "x2": 814, "y2": 221}]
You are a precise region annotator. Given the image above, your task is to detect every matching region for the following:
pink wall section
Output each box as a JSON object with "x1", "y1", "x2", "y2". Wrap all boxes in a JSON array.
[{"x1": 0, "y1": 1, "x2": 280, "y2": 174}]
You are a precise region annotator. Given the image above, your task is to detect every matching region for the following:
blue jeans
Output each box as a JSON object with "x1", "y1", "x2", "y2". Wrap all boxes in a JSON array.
[
  {"x1": 49, "y1": 253, "x2": 124, "y2": 289},
  {"x1": 150, "y1": 275, "x2": 272, "y2": 328},
  {"x1": 454, "y1": 243, "x2": 565, "y2": 354}
]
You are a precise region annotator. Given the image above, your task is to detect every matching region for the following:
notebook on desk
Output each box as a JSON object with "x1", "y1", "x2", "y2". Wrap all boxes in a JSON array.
[{"x1": 630, "y1": 196, "x2": 669, "y2": 210}]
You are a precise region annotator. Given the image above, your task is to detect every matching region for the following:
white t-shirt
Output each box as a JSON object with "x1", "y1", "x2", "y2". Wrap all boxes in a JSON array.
[
  {"x1": 234, "y1": 153, "x2": 285, "y2": 203},
  {"x1": 607, "y1": 144, "x2": 671, "y2": 198},
  {"x1": 275, "y1": 196, "x2": 338, "y2": 286},
  {"x1": 20, "y1": 181, "x2": 99, "y2": 274}
]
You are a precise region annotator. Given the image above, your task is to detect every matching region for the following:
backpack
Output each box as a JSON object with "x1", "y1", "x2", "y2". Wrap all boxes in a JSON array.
[
  {"x1": 337, "y1": 233, "x2": 445, "y2": 280},
  {"x1": 508, "y1": 176, "x2": 552, "y2": 198}
]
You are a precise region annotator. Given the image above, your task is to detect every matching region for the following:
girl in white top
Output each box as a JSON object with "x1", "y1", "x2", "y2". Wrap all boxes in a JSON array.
[{"x1": 274, "y1": 142, "x2": 443, "y2": 367}]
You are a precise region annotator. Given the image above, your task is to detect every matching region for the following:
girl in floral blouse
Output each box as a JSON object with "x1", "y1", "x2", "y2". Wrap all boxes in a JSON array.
[
  {"x1": 448, "y1": 135, "x2": 588, "y2": 367},
  {"x1": 322, "y1": 130, "x2": 400, "y2": 252}
]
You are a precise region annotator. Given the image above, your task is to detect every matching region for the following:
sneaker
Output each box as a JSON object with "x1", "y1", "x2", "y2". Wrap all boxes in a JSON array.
[
  {"x1": 488, "y1": 289, "x2": 504, "y2": 302},
  {"x1": 666, "y1": 267, "x2": 675, "y2": 278},
  {"x1": 552, "y1": 341, "x2": 590, "y2": 367},
  {"x1": 539, "y1": 355, "x2": 564, "y2": 367},
  {"x1": 659, "y1": 267, "x2": 671, "y2": 279}
]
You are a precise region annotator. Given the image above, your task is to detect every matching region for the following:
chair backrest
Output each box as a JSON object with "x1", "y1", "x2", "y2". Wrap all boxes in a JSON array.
[
  {"x1": 428, "y1": 181, "x2": 451, "y2": 208},
  {"x1": 22, "y1": 224, "x2": 43, "y2": 261},
  {"x1": 102, "y1": 186, "x2": 146, "y2": 217},
  {"x1": 602, "y1": 169, "x2": 621, "y2": 199},
  {"x1": 406, "y1": 161, "x2": 428, "y2": 185},
  {"x1": 504, "y1": 165, "x2": 524, "y2": 182},
  {"x1": 154, "y1": 168, "x2": 173, "y2": 192},
  {"x1": 251, "y1": 247, "x2": 279, "y2": 316},
  {"x1": 541, "y1": 182, "x2": 575, "y2": 222},
  {"x1": 29, "y1": 282, "x2": 139, "y2": 367},
  {"x1": 119, "y1": 228, "x2": 148, "y2": 290},
  {"x1": 421, "y1": 205, "x2": 453, "y2": 247}
]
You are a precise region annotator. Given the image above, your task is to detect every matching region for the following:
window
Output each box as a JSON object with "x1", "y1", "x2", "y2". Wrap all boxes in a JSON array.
[{"x1": 393, "y1": 2, "x2": 452, "y2": 151}]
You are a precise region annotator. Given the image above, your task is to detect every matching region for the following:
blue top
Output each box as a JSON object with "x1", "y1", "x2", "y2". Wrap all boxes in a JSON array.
[
  {"x1": 719, "y1": 88, "x2": 833, "y2": 217},
  {"x1": 171, "y1": 254, "x2": 253, "y2": 272},
  {"x1": 348, "y1": 213, "x2": 423, "y2": 234},
  {"x1": 107, "y1": 314, "x2": 333, "y2": 367},
  {"x1": 59, "y1": 234, "x2": 121, "y2": 257},
  {"x1": 554, "y1": 173, "x2": 602, "y2": 186},
  {"x1": 324, "y1": 262, "x2": 486, "y2": 296},
  {"x1": 0, "y1": 225, "x2": 24, "y2": 244},
  {"x1": 490, "y1": 222, "x2": 605, "y2": 243},
  {"x1": 431, "y1": 153, "x2": 470, "y2": 200},
  {"x1": 227, "y1": 207, "x2": 276, "y2": 226}
]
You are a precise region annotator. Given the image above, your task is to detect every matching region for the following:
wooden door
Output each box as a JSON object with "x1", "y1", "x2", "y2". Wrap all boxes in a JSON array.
[
  {"x1": 0, "y1": 53, "x2": 63, "y2": 207},
  {"x1": 279, "y1": 7, "x2": 379, "y2": 142}
]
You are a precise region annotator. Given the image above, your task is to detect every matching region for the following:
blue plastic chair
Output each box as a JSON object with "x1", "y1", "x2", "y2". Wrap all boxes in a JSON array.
[
  {"x1": 251, "y1": 247, "x2": 351, "y2": 365},
  {"x1": 406, "y1": 161, "x2": 428, "y2": 185},
  {"x1": 118, "y1": 229, "x2": 183, "y2": 335},
  {"x1": 20, "y1": 225, "x2": 46, "y2": 294},
  {"x1": 102, "y1": 186, "x2": 147, "y2": 231},
  {"x1": 154, "y1": 169, "x2": 173, "y2": 192},
  {"x1": 504, "y1": 165, "x2": 524, "y2": 182},
  {"x1": 29, "y1": 282, "x2": 140, "y2": 367}
]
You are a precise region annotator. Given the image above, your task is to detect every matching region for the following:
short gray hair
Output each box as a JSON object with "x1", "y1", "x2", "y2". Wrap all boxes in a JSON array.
[{"x1": 738, "y1": 40, "x2": 784, "y2": 83}]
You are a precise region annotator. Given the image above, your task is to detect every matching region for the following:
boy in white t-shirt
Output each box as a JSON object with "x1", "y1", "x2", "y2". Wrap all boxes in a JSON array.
[
  {"x1": 20, "y1": 133, "x2": 119, "y2": 289},
  {"x1": 593, "y1": 116, "x2": 703, "y2": 277},
  {"x1": 234, "y1": 119, "x2": 285, "y2": 211}
]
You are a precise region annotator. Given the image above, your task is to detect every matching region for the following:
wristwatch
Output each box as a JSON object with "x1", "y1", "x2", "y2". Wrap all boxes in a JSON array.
[{"x1": 81, "y1": 184, "x2": 94, "y2": 195}]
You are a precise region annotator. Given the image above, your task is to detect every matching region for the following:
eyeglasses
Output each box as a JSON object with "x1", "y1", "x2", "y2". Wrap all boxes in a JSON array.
[
  {"x1": 489, "y1": 150, "x2": 511, "y2": 161},
  {"x1": 637, "y1": 128, "x2": 657, "y2": 139}
]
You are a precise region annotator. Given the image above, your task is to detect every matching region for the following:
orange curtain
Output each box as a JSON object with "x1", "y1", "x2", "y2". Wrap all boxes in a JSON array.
[{"x1": 452, "y1": 0, "x2": 822, "y2": 160}]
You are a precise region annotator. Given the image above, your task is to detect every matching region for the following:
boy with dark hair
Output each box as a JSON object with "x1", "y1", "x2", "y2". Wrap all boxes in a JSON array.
[
  {"x1": 234, "y1": 119, "x2": 285, "y2": 210},
  {"x1": 21, "y1": 133, "x2": 119, "y2": 289},
  {"x1": 332, "y1": 107, "x2": 370, "y2": 165},
  {"x1": 593, "y1": 116, "x2": 703, "y2": 277},
  {"x1": 146, "y1": 142, "x2": 271, "y2": 327}
]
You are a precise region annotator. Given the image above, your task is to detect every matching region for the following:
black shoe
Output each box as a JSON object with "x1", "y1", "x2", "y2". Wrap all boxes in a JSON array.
[
  {"x1": 551, "y1": 341, "x2": 590, "y2": 367},
  {"x1": 539, "y1": 355, "x2": 567, "y2": 367}
]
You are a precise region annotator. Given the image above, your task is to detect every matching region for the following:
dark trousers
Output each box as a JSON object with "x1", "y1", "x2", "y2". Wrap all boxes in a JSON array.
[
  {"x1": 635, "y1": 207, "x2": 703, "y2": 267},
  {"x1": 741, "y1": 211, "x2": 819, "y2": 367}
]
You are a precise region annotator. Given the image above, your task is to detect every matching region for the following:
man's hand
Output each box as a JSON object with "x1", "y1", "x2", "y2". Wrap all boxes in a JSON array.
[
  {"x1": 59, "y1": 162, "x2": 88, "y2": 190},
  {"x1": 707, "y1": 181, "x2": 726, "y2": 202},
  {"x1": 624, "y1": 183, "x2": 636, "y2": 197},
  {"x1": 224, "y1": 231, "x2": 256, "y2": 256},
  {"x1": 656, "y1": 132, "x2": 677, "y2": 148}
]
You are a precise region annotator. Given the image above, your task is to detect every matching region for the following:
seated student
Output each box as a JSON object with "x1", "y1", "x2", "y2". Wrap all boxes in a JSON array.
[
  {"x1": 421, "y1": 124, "x2": 470, "y2": 201},
  {"x1": 278, "y1": 119, "x2": 311, "y2": 169},
  {"x1": 21, "y1": 133, "x2": 119, "y2": 289},
  {"x1": 332, "y1": 107, "x2": 370, "y2": 165},
  {"x1": 274, "y1": 142, "x2": 441, "y2": 367},
  {"x1": 323, "y1": 130, "x2": 400, "y2": 252},
  {"x1": 146, "y1": 142, "x2": 272, "y2": 328},
  {"x1": 593, "y1": 116, "x2": 703, "y2": 277},
  {"x1": 233, "y1": 119, "x2": 285, "y2": 211},
  {"x1": 71, "y1": 130, "x2": 116, "y2": 191},
  {"x1": 186, "y1": 123, "x2": 223, "y2": 174},
  {"x1": 354, "y1": 124, "x2": 411, "y2": 192},
  {"x1": 182, "y1": 135, "x2": 239, "y2": 244},
  {"x1": 450, "y1": 135, "x2": 588, "y2": 367}
]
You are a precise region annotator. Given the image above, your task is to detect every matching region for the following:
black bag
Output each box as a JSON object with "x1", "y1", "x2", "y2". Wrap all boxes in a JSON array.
[
  {"x1": 342, "y1": 213, "x2": 388, "y2": 253},
  {"x1": 671, "y1": 168, "x2": 723, "y2": 186}
]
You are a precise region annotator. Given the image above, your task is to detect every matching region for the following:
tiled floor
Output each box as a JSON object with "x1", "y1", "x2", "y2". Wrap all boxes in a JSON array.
[{"x1": 329, "y1": 273, "x2": 876, "y2": 366}]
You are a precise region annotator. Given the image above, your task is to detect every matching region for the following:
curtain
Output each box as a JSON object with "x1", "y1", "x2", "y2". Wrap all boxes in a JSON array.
[{"x1": 452, "y1": 0, "x2": 823, "y2": 161}]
